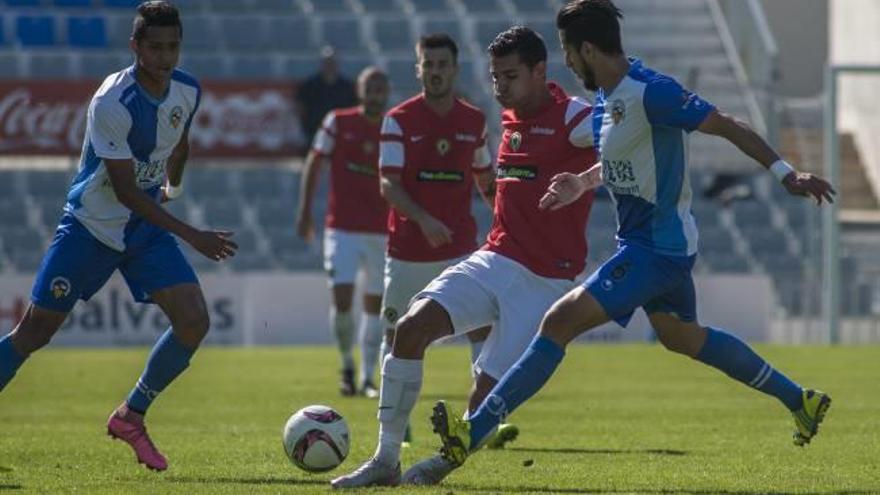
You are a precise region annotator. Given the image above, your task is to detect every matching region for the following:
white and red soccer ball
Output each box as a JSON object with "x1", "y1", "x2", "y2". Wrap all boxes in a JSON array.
[{"x1": 282, "y1": 405, "x2": 350, "y2": 472}]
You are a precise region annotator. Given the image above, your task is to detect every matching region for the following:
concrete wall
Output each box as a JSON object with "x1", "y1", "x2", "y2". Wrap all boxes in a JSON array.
[{"x1": 760, "y1": 0, "x2": 828, "y2": 97}]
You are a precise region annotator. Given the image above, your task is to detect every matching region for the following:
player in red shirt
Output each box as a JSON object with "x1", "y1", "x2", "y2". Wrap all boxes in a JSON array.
[
  {"x1": 296, "y1": 67, "x2": 390, "y2": 398},
  {"x1": 332, "y1": 27, "x2": 599, "y2": 488}
]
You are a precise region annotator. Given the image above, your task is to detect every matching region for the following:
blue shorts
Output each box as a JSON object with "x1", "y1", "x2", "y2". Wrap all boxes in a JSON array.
[
  {"x1": 31, "y1": 213, "x2": 198, "y2": 313},
  {"x1": 584, "y1": 244, "x2": 697, "y2": 327}
]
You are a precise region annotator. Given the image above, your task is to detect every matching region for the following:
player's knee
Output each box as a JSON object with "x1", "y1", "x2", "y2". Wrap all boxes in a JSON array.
[
  {"x1": 171, "y1": 306, "x2": 210, "y2": 343},
  {"x1": 12, "y1": 311, "x2": 62, "y2": 354},
  {"x1": 651, "y1": 315, "x2": 703, "y2": 357},
  {"x1": 393, "y1": 299, "x2": 451, "y2": 355}
]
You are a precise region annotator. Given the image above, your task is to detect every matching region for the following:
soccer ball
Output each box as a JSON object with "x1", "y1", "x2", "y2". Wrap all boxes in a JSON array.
[{"x1": 282, "y1": 405, "x2": 350, "y2": 473}]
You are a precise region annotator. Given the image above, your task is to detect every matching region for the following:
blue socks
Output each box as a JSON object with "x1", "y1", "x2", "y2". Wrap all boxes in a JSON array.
[
  {"x1": 696, "y1": 327, "x2": 803, "y2": 411},
  {"x1": 0, "y1": 335, "x2": 26, "y2": 392},
  {"x1": 469, "y1": 336, "x2": 565, "y2": 448},
  {"x1": 126, "y1": 329, "x2": 195, "y2": 414}
]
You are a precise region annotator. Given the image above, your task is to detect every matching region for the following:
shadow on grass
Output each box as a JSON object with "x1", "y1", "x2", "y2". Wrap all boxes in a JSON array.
[
  {"x1": 0, "y1": 485, "x2": 22, "y2": 491},
  {"x1": 509, "y1": 447, "x2": 688, "y2": 456},
  {"x1": 444, "y1": 484, "x2": 877, "y2": 495},
  {"x1": 165, "y1": 475, "x2": 328, "y2": 487},
  {"x1": 0, "y1": 468, "x2": 12, "y2": 473}
]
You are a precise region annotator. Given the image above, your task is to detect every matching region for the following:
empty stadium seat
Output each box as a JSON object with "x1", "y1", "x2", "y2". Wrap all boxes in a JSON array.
[
  {"x1": 510, "y1": 0, "x2": 554, "y2": 14},
  {"x1": 103, "y1": 0, "x2": 139, "y2": 7},
  {"x1": 6, "y1": 0, "x2": 41, "y2": 6},
  {"x1": 229, "y1": 54, "x2": 278, "y2": 80},
  {"x1": 26, "y1": 171, "x2": 72, "y2": 198},
  {"x1": 202, "y1": 198, "x2": 245, "y2": 228},
  {"x1": 79, "y1": 52, "x2": 130, "y2": 77},
  {"x1": 267, "y1": 17, "x2": 314, "y2": 52},
  {"x1": 179, "y1": 54, "x2": 227, "y2": 79},
  {"x1": 309, "y1": 0, "x2": 353, "y2": 14},
  {"x1": 68, "y1": 16, "x2": 107, "y2": 48},
  {"x1": 54, "y1": 0, "x2": 91, "y2": 7},
  {"x1": 250, "y1": 0, "x2": 301, "y2": 13},
  {"x1": 16, "y1": 15, "x2": 56, "y2": 47},
  {"x1": 421, "y1": 18, "x2": 463, "y2": 43},
  {"x1": 256, "y1": 198, "x2": 297, "y2": 229},
  {"x1": 361, "y1": 0, "x2": 399, "y2": 14},
  {"x1": 373, "y1": 17, "x2": 413, "y2": 52},
  {"x1": 30, "y1": 52, "x2": 73, "y2": 78},
  {"x1": 458, "y1": 0, "x2": 503, "y2": 14},
  {"x1": 321, "y1": 18, "x2": 366, "y2": 52},
  {"x1": 0, "y1": 15, "x2": 6, "y2": 46},
  {"x1": 409, "y1": 0, "x2": 450, "y2": 13},
  {"x1": 220, "y1": 16, "x2": 269, "y2": 51}
]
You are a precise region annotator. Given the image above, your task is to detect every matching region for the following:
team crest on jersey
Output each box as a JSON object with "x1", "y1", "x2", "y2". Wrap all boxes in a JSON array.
[
  {"x1": 436, "y1": 138, "x2": 451, "y2": 156},
  {"x1": 170, "y1": 106, "x2": 184, "y2": 129},
  {"x1": 50, "y1": 277, "x2": 71, "y2": 299},
  {"x1": 510, "y1": 131, "x2": 522, "y2": 151},
  {"x1": 362, "y1": 141, "x2": 376, "y2": 155},
  {"x1": 611, "y1": 99, "x2": 626, "y2": 125}
]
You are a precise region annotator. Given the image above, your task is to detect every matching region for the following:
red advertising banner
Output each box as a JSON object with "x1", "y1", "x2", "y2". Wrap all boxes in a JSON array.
[{"x1": 0, "y1": 80, "x2": 304, "y2": 157}]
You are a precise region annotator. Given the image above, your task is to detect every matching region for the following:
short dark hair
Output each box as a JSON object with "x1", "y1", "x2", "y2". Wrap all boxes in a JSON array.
[
  {"x1": 556, "y1": 0, "x2": 624, "y2": 55},
  {"x1": 416, "y1": 33, "x2": 458, "y2": 63},
  {"x1": 132, "y1": 1, "x2": 182, "y2": 42},
  {"x1": 487, "y1": 26, "x2": 547, "y2": 69}
]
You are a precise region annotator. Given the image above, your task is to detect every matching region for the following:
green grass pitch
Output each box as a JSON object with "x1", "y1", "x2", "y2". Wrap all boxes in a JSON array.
[{"x1": 1, "y1": 344, "x2": 878, "y2": 494}]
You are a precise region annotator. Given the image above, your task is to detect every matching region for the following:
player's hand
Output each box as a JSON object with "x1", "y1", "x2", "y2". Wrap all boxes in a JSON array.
[
  {"x1": 417, "y1": 215, "x2": 453, "y2": 248},
  {"x1": 782, "y1": 172, "x2": 836, "y2": 205},
  {"x1": 296, "y1": 215, "x2": 315, "y2": 242},
  {"x1": 539, "y1": 173, "x2": 588, "y2": 211},
  {"x1": 189, "y1": 230, "x2": 238, "y2": 261}
]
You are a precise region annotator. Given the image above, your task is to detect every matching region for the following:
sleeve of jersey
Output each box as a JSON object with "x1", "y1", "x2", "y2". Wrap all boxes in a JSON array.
[
  {"x1": 89, "y1": 98, "x2": 133, "y2": 160},
  {"x1": 643, "y1": 77, "x2": 715, "y2": 132},
  {"x1": 379, "y1": 115, "x2": 404, "y2": 175},
  {"x1": 565, "y1": 99, "x2": 594, "y2": 148},
  {"x1": 311, "y1": 112, "x2": 337, "y2": 156},
  {"x1": 472, "y1": 124, "x2": 492, "y2": 170}
]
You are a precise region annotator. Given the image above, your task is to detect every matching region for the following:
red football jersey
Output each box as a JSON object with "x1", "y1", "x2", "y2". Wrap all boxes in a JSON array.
[
  {"x1": 379, "y1": 95, "x2": 491, "y2": 262},
  {"x1": 312, "y1": 107, "x2": 388, "y2": 233},
  {"x1": 484, "y1": 83, "x2": 597, "y2": 279}
]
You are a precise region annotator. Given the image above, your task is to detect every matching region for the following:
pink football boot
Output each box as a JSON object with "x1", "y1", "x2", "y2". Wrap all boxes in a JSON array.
[{"x1": 106, "y1": 404, "x2": 168, "y2": 471}]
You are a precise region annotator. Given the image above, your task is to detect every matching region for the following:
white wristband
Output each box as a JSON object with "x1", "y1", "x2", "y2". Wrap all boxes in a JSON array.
[
  {"x1": 165, "y1": 182, "x2": 183, "y2": 199},
  {"x1": 769, "y1": 160, "x2": 795, "y2": 182}
]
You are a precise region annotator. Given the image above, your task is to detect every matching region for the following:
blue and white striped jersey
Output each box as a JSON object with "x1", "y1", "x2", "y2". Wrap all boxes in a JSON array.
[
  {"x1": 65, "y1": 65, "x2": 201, "y2": 251},
  {"x1": 593, "y1": 58, "x2": 714, "y2": 257}
]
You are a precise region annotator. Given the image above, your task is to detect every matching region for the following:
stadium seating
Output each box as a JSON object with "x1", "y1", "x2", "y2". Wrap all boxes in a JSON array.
[{"x1": 0, "y1": 1, "x2": 844, "y2": 316}]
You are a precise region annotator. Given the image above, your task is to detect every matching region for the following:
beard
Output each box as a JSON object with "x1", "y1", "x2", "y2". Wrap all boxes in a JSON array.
[{"x1": 580, "y1": 65, "x2": 598, "y2": 92}]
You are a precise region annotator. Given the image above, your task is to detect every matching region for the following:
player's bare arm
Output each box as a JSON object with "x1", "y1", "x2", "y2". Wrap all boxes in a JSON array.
[
  {"x1": 104, "y1": 158, "x2": 237, "y2": 261},
  {"x1": 538, "y1": 162, "x2": 602, "y2": 211},
  {"x1": 474, "y1": 168, "x2": 496, "y2": 208},
  {"x1": 161, "y1": 127, "x2": 189, "y2": 203},
  {"x1": 698, "y1": 110, "x2": 836, "y2": 205},
  {"x1": 296, "y1": 150, "x2": 327, "y2": 241},
  {"x1": 379, "y1": 173, "x2": 452, "y2": 248}
]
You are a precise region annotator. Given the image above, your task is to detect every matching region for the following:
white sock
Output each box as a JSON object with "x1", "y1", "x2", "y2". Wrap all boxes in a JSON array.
[
  {"x1": 374, "y1": 354, "x2": 423, "y2": 465},
  {"x1": 358, "y1": 313, "x2": 384, "y2": 385},
  {"x1": 470, "y1": 339, "x2": 484, "y2": 366},
  {"x1": 330, "y1": 307, "x2": 355, "y2": 371}
]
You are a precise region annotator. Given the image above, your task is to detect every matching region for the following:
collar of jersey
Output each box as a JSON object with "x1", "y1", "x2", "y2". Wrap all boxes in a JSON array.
[
  {"x1": 599, "y1": 56, "x2": 643, "y2": 101},
  {"x1": 127, "y1": 65, "x2": 171, "y2": 106}
]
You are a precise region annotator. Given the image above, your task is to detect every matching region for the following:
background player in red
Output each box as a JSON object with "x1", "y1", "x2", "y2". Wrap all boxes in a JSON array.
[
  {"x1": 332, "y1": 26, "x2": 598, "y2": 488},
  {"x1": 296, "y1": 67, "x2": 391, "y2": 398}
]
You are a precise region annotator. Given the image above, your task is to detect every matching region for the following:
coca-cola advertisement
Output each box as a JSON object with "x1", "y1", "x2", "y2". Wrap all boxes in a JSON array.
[{"x1": 0, "y1": 80, "x2": 305, "y2": 157}]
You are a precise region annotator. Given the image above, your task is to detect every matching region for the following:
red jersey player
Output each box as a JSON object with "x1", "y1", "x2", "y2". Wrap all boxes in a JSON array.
[
  {"x1": 332, "y1": 27, "x2": 598, "y2": 488},
  {"x1": 296, "y1": 67, "x2": 390, "y2": 397}
]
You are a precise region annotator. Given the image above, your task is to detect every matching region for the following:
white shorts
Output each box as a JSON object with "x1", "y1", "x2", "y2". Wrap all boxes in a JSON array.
[
  {"x1": 416, "y1": 251, "x2": 575, "y2": 380},
  {"x1": 323, "y1": 228, "x2": 387, "y2": 295},
  {"x1": 381, "y1": 254, "x2": 469, "y2": 327}
]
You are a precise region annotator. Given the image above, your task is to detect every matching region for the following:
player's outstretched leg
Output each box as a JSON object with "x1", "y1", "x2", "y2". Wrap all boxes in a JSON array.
[
  {"x1": 331, "y1": 298, "x2": 453, "y2": 489},
  {"x1": 0, "y1": 305, "x2": 68, "y2": 392},
  {"x1": 650, "y1": 313, "x2": 832, "y2": 446},
  {"x1": 108, "y1": 284, "x2": 208, "y2": 471}
]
